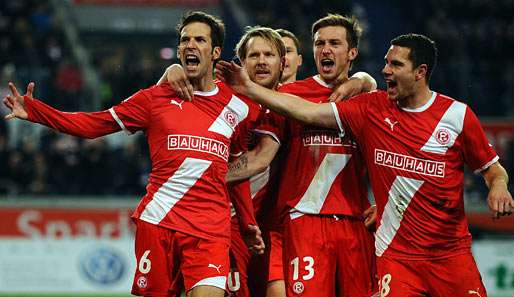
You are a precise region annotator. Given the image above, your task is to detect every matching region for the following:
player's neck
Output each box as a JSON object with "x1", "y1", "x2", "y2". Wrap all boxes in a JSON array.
[
  {"x1": 190, "y1": 74, "x2": 216, "y2": 93},
  {"x1": 320, "y1": 70, "x2": 349, "y2": 87},
  {"x1": 281, "y1": 75, "x2": 296, "y2": 84},
  {"x1": 401, "y1": 85, "x2": 432, "y2": 109}
]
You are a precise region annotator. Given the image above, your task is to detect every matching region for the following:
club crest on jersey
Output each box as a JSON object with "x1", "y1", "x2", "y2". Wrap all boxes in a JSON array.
[
  {"x1": 435, "y1": 128, "x2": 451, "y2": 145},
  {"x1": 137, "y1": 276, "x2": 148, "y2": 289},
  {"x1": 224, "y1": 110, "x2": 237, "y2": 127},
  {"x1": 293, "y1": 281, "x2": 304, "y2": 294}
]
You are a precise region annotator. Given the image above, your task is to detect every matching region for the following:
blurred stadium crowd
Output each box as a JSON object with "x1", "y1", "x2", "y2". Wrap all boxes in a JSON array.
[{"x1": 0, "y1": 0, "x2": 513, "y2": 197}]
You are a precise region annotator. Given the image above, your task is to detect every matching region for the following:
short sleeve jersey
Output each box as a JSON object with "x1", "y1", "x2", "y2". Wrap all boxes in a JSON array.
[
  {"x1": 331, "y1": 90, "x2": 498, "y2": 259},
  {"x1": 112, "y1": 82, "x2": 257, "y2": 243},
  {"x1": 275, "y1": 76, "x2": 369, "y2": 217}
]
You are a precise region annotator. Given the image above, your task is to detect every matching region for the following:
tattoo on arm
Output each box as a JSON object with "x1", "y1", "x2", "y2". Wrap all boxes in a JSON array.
[{"x1": 228, "y1": 155, "x2": 249, "y2": 176}]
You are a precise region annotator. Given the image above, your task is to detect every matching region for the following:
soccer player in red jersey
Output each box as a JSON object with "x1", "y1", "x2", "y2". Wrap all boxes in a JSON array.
[
  {"x1": 160, "y1": 27, "x2": 290, "y2": 297},
  {"x1": 276, "y1": 29, "x2": 303, "y2": 84},
  {"x1": 4, "y1": 11, "x2": 264, "y2": 297},
  {"x1": 216, "y1": 33, "x2": 514, "y2": 297},
  {"x1": 224, "y1": 14, "x2": 378, "y2": 297},
  {"x1": 263, "y1": 28, "x2": 303, "y2": 297}
]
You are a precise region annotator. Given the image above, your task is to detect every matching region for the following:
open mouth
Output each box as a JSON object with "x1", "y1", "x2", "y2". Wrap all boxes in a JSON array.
[
  {"x1": 386, "y1": 80, "x2": 398, "y2": 91},
  {"x1": 320, "y1": 58, "x2": 335, "y2": 72},
  {"x1": 185, "y1": 55, "x2": 200, "y2": 67}
]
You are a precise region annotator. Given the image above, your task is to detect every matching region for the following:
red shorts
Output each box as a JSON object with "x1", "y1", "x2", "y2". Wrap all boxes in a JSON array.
[
  {"x1": 131, "y1": 219, "x2": 229, "y2": 297},
  {"x1": 283, "y1": 213, "x2": 377, "y2": 297},
  {"x1": 267, "y1": 230, "x2": 284, "y2": 282},
  {"x1": 377, "y1": 252, "x2": 487, "y2": 297}
]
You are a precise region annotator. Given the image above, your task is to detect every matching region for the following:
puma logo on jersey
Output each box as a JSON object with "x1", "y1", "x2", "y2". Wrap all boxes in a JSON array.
[
  {"x1": 468, "y1": 289, "x2": 482, "y2": 297},
  {"x1": 208, "y1": 263, "x2": 222, "y2": 273},
  {"x1": 170, "y1": 99, "x2": 184, "y2": 110},
  {"x1": 384, "y1": 117, "x2": 398, "y2": 131}
]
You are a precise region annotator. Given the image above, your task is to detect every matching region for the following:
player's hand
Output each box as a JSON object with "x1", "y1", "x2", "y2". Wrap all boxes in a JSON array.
[
  {"x1": 159, "y1": 64, "x2": 193, "y2": 101},
  {"x1": 487, "y1": 181, "x2": 513, "y2": 219},
  {"x1": 363, "y1": 205, "x2": 377, "y2": 230},
  {"x1": 329, "y1": 77, "x2": 365, "y2": 102},
  {"x1": 243, "y1": 224, "x2": 265, "y2": 255},
  {"x1": 215, "y1": 60, "x2": 252, "y2": 95},
  {"x1": 3, "y1": 82, "x2": 33, "y2": 120}
]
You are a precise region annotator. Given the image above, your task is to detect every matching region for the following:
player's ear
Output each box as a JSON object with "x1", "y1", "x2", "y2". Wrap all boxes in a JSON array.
[
  {"x1": 415, "y1": 64, "x2": 428, "y2": 81},
  {"x1": 298, "y1": 54, "x2": 303, "y2": 66},
  {"x1": 348, "y1": 47, "x2": 358, "y2": 62},
  {"x1": 212, "y1": 46, "x2": 221, "y2": 61}
]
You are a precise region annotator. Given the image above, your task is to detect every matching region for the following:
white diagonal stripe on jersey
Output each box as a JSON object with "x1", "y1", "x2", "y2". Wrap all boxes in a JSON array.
[
  {"x1": 330, "y1": 102, "x2": 345, "y2": 138},
  {"x1": 420, "y1": 100, "x2": 466, "y2": 154},
  {"x1": 249, "y1": 166, "x2": 270, "y2": 199},
  {"x1": 208, "y1": 95, "x2": 249, "y2": 138},
  {"x1": 140, "y1": 157, "x2": 212, "y2": 223},
  {"x1": 293, "y1": 153, "x2": 351, "y2": 214},
  {"x1": 375, "y1": 176, "x2": 424, "y2": 256},
  {"x1": 109, "y1": 108, "x2": 132, "y2": 135}
]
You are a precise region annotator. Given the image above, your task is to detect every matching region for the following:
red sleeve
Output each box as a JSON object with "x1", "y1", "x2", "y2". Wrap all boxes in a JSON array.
[
  {"x1": 25, "y1": 90, "x2": 151, "y2": 138},
  {"x1": 332, "y1": 92, "x2": 373, "y2": 139},
  {"x1": 461, "y1": 106, "x2": 499, "y2": 172},
  {"x1": 229, "y1": 179, "x2": 257, "y2": 228},
  {"x1": 109, "y1": 90, "x2": 152, "y2": 134},
  {"x1": 254, "y1": 109, "x2": 285, "y2": 144},
  {"x1": 230, "y1": 126, "x2": 246, "y2": 158}
]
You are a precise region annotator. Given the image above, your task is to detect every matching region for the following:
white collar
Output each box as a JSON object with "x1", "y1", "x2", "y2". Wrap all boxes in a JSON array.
[
  {"x1": 194, "y1": 85, "x2": 219, "y2": 96},
  {"x1": 313, "y1": 75, "x2": 334, "y2": 89},
  {"x1": 400, "y1": 91, "x2": 437, "y2": 113}
]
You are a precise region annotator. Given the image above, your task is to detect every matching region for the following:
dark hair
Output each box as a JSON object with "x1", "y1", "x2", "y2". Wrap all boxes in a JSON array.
[
  {"x1": 236, "y1": 26, "x2": 286, "y2": 61},
  {"x1": 176, "y1": 11, "x2": 225, "y2": 49},
  {"x1": 391, "y1": 34, "x2": 438, "y2": 82},
  {"x1": 276, "y1": 29, "x2": 301, "y2": 53},
  {"x1": 311, "y1": 14, "x2": 361, "y2": 49}
]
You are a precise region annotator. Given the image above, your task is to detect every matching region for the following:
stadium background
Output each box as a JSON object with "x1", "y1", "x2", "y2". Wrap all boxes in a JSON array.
[{"x1": 0, "y1": 0, "x2": 513, "y2": 296}]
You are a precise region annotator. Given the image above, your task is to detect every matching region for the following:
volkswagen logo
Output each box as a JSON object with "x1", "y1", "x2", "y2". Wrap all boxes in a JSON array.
[{"x1": 80, "y1": 247, "x2": 125, "y2": 285}]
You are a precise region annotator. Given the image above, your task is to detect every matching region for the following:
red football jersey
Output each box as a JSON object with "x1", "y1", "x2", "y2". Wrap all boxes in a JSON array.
[
  {"x1": 332, "y1": 90, "x2": 498, "y2": 259},
  {"x1": 25, "y1": 82, "x2": 258, "y2": 243},
  {"x1": 275, "y1": 75, "x2": 370, "y2": 217}
]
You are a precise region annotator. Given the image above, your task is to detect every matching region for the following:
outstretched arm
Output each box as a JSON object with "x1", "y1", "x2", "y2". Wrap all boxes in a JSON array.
[
  {"x1": 3, "y1": 82, "x2": 31, "y2": 120},
  {"x1": 4, "y1": 82, "x2": 125, "y2": 138},
  {"x1": 482, "y1": 162, "x2": 513, "y2": 218},
  {"x1": 216, "y1": 61, "x2": 338, "y2": 129}
]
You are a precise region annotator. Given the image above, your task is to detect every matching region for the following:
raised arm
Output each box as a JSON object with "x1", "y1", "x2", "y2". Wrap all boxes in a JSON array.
[
  {"x1": 4, "y1": 82, "x2": 129, "y2": 139},
  {"x1": 482, "y1": 162, "x2": 513, "y2": 218},
  {"x1": 216, "y1": 61, "x2": 338, "y2": 129}
]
